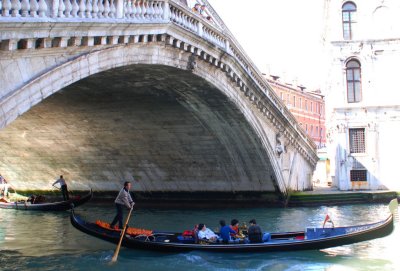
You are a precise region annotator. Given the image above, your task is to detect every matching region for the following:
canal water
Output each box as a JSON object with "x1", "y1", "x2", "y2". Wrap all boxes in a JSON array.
[{"x1": 0, "y1": 202, "x2": 398, "y2": 271}]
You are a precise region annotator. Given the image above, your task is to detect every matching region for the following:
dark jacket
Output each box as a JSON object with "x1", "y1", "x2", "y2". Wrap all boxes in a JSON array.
[{"x1": 248, "y1": 224, "x2": 263, "y2": 243}]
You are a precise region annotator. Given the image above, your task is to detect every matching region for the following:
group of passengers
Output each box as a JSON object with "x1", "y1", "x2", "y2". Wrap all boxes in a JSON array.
[{"x1": 196, "y1": 218, "x2": 271, "y2": 244}]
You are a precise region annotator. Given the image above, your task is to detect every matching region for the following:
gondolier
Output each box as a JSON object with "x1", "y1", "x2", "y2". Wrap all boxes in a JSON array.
[
  {"x1": 0, "y1": 173, "x2": 9, "y2": 197},
  {"x1": 110, "y1": 181, "x2": 135, "y2": 230},
  {"x1": 52, "y1": 175, "x2": 69, "y2": 201}
]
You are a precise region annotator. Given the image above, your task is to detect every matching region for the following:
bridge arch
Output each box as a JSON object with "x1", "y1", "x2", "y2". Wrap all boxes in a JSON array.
[
  {"x1": 0, "y1": 2, "x2": 318, "y2": 195},
  {"x1": 0, "y1": 40, "x2": 290, "y2": 194}
]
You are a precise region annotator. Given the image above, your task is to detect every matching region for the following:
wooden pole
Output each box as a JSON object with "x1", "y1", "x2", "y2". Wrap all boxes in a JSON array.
[{"x1": 111, "y1": 204, "x2": 134, "y2": 263}]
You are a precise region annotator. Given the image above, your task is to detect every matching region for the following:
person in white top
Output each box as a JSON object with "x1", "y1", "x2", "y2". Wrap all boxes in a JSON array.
[
  {"x1": 197, "y1": 223, "x2": 218, "y2": 242},
  {"x1": 0, "y1": 174, "x2": 9, "y2": 197},
  {"x1": 52, "y1": 175, "x2": 69, "y2": 201},
  {"x1": 110, "y1": 181, "x2": 135, "y2": 229}
]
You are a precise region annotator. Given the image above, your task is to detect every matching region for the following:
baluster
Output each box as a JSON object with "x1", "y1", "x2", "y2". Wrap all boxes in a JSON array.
[
  {"x1": 135, "y1": 0, "x2": 140, "y2": 19},
  {"x1": 184, "y1": 15, "x2": 190, "y2": 29},
  {"x1": 177, "y1": 11, "x2": 183, "y2": 25},
  {"x1": 71, "y1": 0, "x2": 78, "y2": 16},
  {"x1": 174, "y1": 9, "x2": 179, "y2": 23},
  {"x1": 193, "y1": 19, "x2": 198, "y2": 32},
  {"x1": 2, "y1": 0, "x2": 11, "y2": 17},
  {"x1": 180, "y1": 12, "x2": 185, "y2": 26},
  {"x1": 162, "y1": 0, "x2": 169, "y2": 21},
  {"x1": 147, "y1": 0, "x2": 154, "y2": 20},
  {"x1": 181, "y1": 13, "x2": 187, "y2": 27},
  {"x1": 140, "y1": 0, "x2": 145, "y2": 20},
  {"x1": 64, "y1": 0, "x2": 72, "y2": 17},
  {"x1": 109, "y1": 0, "x2": 115, "y2": 17},
  {"x1": 152, "y1": 0, "x2": 159, "y2": 19},
  {"x1": 91, "y1": 0, "x2": 98, "y2": 18},
  {"x1": 169, "y1": 6, "x2": 175, "y2": 22},
  {"x1": 123, "y1": 0, "x2": 128, "y2": 17},
  {"x1": 85, "y1": 0, "x2": 92, "y2": 18},
  {"x1": 190, "y1": 18, "x2": 196, "y2": 32},
  {"x1": 29, "y1": 0, "x2": 38, "y2": 16},
  {"x1": 127, "y1": 0, "x2": 133, "y2": 18},
  {"x1": 157, "y1": 1, "x2": 163, "y2": 19},
  {"x1": 103, "y1": 0, "x2": 110, "y2": 18},
  {"x1": 144, "y1": 0, "x2": 150, "y2": 19},
  {"x1": 176, "y1": 9, "x2": 181, "y2": 24},
  {"x1": 20, "y1": 0, "x2": 30, "y2": 17},
  {"x1": 184, "y1": 14, "x2": 189, "y2": 28},
  {"x1": 78, "y1": 0, "x2": 85, "y2": 17},
  {"x1": 131, "y1": 0, "x2": 137, "y2": 19},
  {"x1": 11, "y1": 0, "x2": 21, "y2": 17},
  {"x1": 37, "y1": 0, "x2": 47, "y2": 17},
  {"x1": 97, "y1": 0, "x2": 103, "y2": 17},
  {"x1": 58, "y1": 0, "x2": 65, "y2": 17},
  {"x1": 186, "y1": 17, "x2": 192, "y2": 31}
]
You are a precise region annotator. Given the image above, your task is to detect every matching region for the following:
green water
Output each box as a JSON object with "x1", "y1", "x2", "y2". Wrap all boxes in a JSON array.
[{"x1": 0, "y1": 202, "x2": 398, "y2": 270}]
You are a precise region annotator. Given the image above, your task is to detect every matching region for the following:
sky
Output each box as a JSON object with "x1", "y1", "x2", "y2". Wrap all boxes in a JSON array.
[{"x1": 207, "y1": 0, "x2": 326, "y2": 91}]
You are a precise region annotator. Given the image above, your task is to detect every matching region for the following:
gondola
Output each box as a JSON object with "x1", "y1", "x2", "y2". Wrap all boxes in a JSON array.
[
  {"x1": 0, "y1": 189, "x2": 93, "y2": 211},
  {"x1": 70, "y1": 198, "x2": 398, "y2": 252}
]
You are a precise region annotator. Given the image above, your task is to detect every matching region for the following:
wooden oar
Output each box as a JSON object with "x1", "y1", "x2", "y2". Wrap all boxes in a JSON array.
[{"x1": 111, "y1": 204, "x2": 134, "y2": 263}]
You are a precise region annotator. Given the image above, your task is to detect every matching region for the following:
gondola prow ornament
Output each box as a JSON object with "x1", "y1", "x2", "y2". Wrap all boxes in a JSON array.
[{"x1": 322, "y1": 214, "x2": 334, "y2": 228}]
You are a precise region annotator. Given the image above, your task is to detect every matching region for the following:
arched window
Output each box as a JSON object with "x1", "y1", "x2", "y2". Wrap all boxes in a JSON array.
[
  {"x1": 346, "y1": 59, "x2": 361, "y2": 103},
  {"x1": 342, "y1": 2, "x2": 357, "y2": 40}
]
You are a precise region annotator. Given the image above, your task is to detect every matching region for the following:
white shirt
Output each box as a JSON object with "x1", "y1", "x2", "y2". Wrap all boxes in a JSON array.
[
  {"x1": 0, "y1": 175, "x2": 6, "y2": 184},
  {"x1": 115, "y1": 188, "x2": 134, "y2": 209},
  {"x1": 53, "y1": 178, "x2": 66, "y2": 187},
  {"x1": 198, "y1": 228, "x2": 218, "y2": 240}
]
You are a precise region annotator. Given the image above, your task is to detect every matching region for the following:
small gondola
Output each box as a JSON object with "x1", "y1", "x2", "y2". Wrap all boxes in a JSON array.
[
  {"x1": 70, "y1": 199, "x2": 398, "y2": 253},
  {"x1": 0, "y1": 189, "x2": 93, "y2": 211}
]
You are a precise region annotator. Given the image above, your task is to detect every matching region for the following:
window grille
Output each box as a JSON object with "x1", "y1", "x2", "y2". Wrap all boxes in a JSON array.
[
  {"x1": 349, "y1": 128, "x2": 365, "y2": 153},
  {"x1": 350, "y1": 170, "x2": 367, "y2": 182}
]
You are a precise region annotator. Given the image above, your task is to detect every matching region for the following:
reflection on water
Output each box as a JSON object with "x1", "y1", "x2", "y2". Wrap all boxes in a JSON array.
[{"x1": 0, "y1": 202, "x2": 398, "y2": 270}]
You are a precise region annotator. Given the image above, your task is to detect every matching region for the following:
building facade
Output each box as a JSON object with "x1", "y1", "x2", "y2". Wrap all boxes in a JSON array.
[
  {"x1": 324, "y1": 1, "x2": 400, "y2": 190},
  {"x1": 267, "y1": 77, "x2": 326, "y2": 148}
]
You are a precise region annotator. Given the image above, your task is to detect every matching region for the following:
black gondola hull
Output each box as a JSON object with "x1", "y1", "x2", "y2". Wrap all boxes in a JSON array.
[
  {"x1": 0, "y1": 189, "x2": 93, "y2": 211},
  {"x1": 70, "y1": 208, "x2": 394, "y2": 252}
]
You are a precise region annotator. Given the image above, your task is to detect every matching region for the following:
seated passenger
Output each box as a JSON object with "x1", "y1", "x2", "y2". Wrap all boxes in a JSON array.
[
  {"x1": 197, "y1": 223, "x2": 218, "y2": 242},
  {"x1": 247, "y1": 219, "x2": 271, "y2": 243},
  {"x1": 219, "y1": 220, "x2": 236, "y2": 243},
  {"x1": 230, "y1": 219, "x2": 239, "y2": 236},
  {"x1": 229, "y1": 218, "x2": 239, "y2": 234}
]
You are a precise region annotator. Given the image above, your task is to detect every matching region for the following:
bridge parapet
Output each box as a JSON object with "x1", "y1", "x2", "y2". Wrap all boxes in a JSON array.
[{"x1": 0, "y1": 0, "x2": 318, "y2": 191}]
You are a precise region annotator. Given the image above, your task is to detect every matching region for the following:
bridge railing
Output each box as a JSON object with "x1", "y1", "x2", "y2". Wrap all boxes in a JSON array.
[
  {"x1": 0, "y1": 0, "x2": 169, "y2": 20},
  {"x1": 0, "y1": 0, "x2": 314, "y2": 149}
]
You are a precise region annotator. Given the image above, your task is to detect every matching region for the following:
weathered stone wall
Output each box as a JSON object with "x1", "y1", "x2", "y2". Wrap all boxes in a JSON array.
[{"x1": 0, "y1": 64, "x2": 277, "y2": 192}]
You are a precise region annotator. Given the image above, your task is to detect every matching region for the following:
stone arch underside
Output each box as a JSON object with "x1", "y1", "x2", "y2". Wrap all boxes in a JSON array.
[{"x1": 0, "y1": 44, "x2": 282, "y2": 194}]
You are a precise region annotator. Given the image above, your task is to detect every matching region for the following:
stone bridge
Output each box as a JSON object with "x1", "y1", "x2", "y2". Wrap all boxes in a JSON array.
[{"x1": 0, "y1": 0, "x2": 318, "y2": 199}]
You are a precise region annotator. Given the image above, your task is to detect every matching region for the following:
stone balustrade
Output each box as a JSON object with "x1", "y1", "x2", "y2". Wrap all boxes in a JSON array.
[{"x1": 0, "y1": 0, "x2": 316, "y2": 163}]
